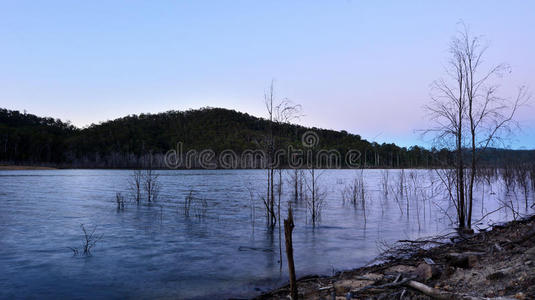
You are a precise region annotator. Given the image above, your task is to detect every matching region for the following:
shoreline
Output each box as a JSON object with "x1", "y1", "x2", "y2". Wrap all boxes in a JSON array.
[
  {"x1": 256, "y1": 215, "x2": 535, "y2": 299},
  {"x1": 0, "y1": 165, "x2": 58, "y2": 170},
  {"x1": 0, "y1": 165, "x2": 459, "y2": 171}
]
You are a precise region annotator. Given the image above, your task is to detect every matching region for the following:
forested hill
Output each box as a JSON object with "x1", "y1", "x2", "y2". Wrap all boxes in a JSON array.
[{"x1": 0, "y1": 107, "x2": 532, "y2": 168}]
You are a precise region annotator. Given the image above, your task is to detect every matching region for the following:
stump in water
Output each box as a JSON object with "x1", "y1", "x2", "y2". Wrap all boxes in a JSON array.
[{"x1": 284, "y1": 206, "x2": 297, "y2": 300}]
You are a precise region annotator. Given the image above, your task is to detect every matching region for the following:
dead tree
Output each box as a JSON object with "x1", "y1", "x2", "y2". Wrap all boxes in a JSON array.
[
  {"x1": 69, "y1": 224, "x2": 103, "y2": 256},
  {"x1": 515, "y1": 164, "x2": 530, "y2": 210},
  {"x1": 129, "y1": 169, "x2": 143, "y2": 203},
  {"x1": 288, "y1": 169, "x2": 304, "y2": 202},
  {"x1": 284, "y1": 206, "x2": 297, "y2": 300},
  {"x1": 143, "y1": 157, "x2": 160, "y2": 202},
  {"x1": 115, "y1": 192, "x2": 125, "y2": 210},
  {"x1": 306, "y1": 166, "x2": 326, "y2": 225},
  {"x1": 457, "y1": 25, "x2": 527, "y2": 228},
  {"x1": 273, "y1": 96, "x2": 301, "y2": 264},
  {"x1": 425, "y1": 24, "x2": 528, "y2": 229},
  {"x1": 263, "y1": 81, "x2": 277, "y2": 228}
]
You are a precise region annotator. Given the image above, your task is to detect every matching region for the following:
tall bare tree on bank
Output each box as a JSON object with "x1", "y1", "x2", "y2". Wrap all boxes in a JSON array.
[
  {"x1": 457, "y1": 27, "x2": 528, "y2": 228},
  {"x1": 426, "y1": 24, "x2": 528, "y2": 229}
]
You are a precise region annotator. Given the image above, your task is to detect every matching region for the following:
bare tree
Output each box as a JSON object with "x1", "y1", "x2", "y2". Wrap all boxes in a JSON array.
[
  {"x1": 288, "y1": 169, "x2": 304, "y2": 202},
  {"x1": 457, "y1": 25, "x2": 528, "y2": 228},
  {"x1": 115, "y1": 192, "x2": 125, "y2": 210},
  {"x1": 184, "y1": 190, "x2": 208, "y2": 219},
  {"x1": 263, "y1": 81, "x2": 277, "y2": 228},
  {"x1": 305, "y1": 167, "x2": 326, "y2": 225},
  {"x1": 69, "y1": 224, "x2": 103, "y2": 256},
  {"x1": 515, "y1": 164, "x2": 530, "y2": 210},
  {"x1": 260, "y1": 81, "x2": 302, "y2": 269},
  {"x1": 273, "y1": 96, "x2": 302, "y2": 265},
  {"x1": 129, "y1": 169, "x2": 143, "y2": 203},
  {"x1": 425, "y1": 29, "x2": 467, "y2": 228},
  {"x1": 425, "y1": 24, "x2": 529, "y2": 229},
  {"x1": 143, "y1": 158, "x2": 160, "y2": 203},
  {"x1": 262, "y1": 81, "x2": 302, "y2": 228},
  {"x1": 380, "y1": 169, "x2": 389, "y2": 197}
]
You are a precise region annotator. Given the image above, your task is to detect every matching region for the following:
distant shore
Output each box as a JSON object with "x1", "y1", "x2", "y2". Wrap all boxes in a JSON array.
[{"x1": 0, "y1": 165, "x2": 58, "y2": 170}]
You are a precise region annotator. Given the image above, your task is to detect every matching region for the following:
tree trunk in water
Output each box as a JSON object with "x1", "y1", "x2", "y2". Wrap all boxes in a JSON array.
[{"x1": 284, "y1": 207, "x2": 297, "y2": 300}]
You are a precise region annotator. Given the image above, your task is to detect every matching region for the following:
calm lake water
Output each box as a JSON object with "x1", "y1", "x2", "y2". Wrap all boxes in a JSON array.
[{"x1": 0, "y1": 169, "x2": 527, "y2": 299}]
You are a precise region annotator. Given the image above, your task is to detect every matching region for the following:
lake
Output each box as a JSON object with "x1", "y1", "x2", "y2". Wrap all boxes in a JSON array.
[{"x1": 0, "y1": 169, "x2": 525, "y2": 299}]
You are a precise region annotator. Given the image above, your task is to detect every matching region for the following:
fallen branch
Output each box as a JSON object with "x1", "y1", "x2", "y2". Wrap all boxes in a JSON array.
[{"x1": 351, "y1": 275, "x2": 415, "y2": 293}]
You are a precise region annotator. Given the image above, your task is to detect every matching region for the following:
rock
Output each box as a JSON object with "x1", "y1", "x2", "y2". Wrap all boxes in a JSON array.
[
  {"x1": 525, "y1": 247, "x2": 535, "y2": 259},
  {"x1": 446, "y1": 253, "x2": 479, "y2": 269},
  {"x1": 486, "y1": 271, "x2": 505, "y2": 280},
  {"x1": 525, "y1": 260, "x2": 532, "y2": 265},
  {"x1": 515, "y1": 292, "x2": 526, "y2": 300},
  {"x1": 386, "y1": 264, "x2": 416, "y2": 274},
  {"x1": 414, "y1": 263, "x2": 433, "y2": 281},
  {"x1": 359, "y1": 273, "x2": 383, "y2": 281}
]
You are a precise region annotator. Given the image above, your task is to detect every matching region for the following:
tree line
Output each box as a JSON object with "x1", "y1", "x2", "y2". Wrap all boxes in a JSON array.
[{"x1": 1, "y1": 107, "x2": 532, "y2": 169}]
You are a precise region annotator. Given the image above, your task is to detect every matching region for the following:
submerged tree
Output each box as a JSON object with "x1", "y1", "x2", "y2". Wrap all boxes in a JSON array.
[
  {"x1": 261, "y1": 80, "x2": 302, "y2": 229},
  {"x1": 129, "y1": 169, "x2": 143, "y2": 203},
  {"x1": 143, "y1": 155, "x2": 160, "y2": 202}
]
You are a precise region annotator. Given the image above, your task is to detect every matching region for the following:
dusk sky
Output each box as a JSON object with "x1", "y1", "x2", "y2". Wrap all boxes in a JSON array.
[{"x1": 1, "y1": 1, "x2": 534, "y2": 149}]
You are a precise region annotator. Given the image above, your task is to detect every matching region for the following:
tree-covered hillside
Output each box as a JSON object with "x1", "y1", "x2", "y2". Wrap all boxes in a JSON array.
[{"x1": 0, "y1": 107, "x2": 532, "y2": 168}]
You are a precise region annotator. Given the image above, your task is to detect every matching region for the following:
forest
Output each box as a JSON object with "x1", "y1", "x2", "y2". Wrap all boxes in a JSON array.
[{"x1": 1, "y1": 107, "x2": 533, "y2": 169}]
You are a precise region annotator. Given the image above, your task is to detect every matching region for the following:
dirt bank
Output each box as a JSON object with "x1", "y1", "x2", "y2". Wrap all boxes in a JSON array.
[{"x1": 256, "y1": 215, "x2": 535, "y2": 299}]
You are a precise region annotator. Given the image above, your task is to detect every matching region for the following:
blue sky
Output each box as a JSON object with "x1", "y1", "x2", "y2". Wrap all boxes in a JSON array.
[{"x1": 1, "y1": 1, "x2": 534, "y2": 149}]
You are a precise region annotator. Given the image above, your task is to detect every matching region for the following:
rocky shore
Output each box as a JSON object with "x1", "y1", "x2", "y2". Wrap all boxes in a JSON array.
[{"x1": 256, "y1": 215, "x2": 535, "y2": 299}]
